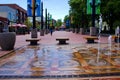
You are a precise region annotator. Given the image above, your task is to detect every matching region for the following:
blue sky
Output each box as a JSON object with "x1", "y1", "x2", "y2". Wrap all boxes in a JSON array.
[{"x1": 0, "y1": 0, "x2": 70, "y2": 21}]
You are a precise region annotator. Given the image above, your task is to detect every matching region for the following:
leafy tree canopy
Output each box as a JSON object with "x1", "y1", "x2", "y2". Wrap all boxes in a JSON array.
[{"x1": 56, "y1": 19, "x2": 62, "y2": 28}]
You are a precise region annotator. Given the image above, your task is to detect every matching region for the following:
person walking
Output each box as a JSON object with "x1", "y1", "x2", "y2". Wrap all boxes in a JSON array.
[{"x1": 50, "y1": 27, "x2": 53, "y2": 36}]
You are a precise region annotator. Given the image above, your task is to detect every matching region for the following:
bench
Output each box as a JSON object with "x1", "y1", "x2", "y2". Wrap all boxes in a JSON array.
[
  {"x1": 112, "y1": 35, "x2": 120, "y2": 43},
  {"x1": 56, "y1": 37, "x2": 69, "y2": 44},
  {"x1": 84, "y1": 36, "x2": 98, "y2": 43},
  {"x1": 26, "y1": 38, "x2": 40, "y2": 45}
]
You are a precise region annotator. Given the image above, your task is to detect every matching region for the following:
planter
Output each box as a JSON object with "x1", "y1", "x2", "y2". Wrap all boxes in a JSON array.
[
  {"x1": 31, "y1": 28, "x2": 37, "y2": 38},
  {"x1": 80, "y1": 28, "x2": 84, "y2": 34},
  {"x1": 0, "y1": 32, "x2": 16, "y2": 50},
  {"x1": 72, "y1": 28, "x2": 75, "y2": 33},
  {"x1": 90, "y1": 27, "x2": 97, "y2": 36}
]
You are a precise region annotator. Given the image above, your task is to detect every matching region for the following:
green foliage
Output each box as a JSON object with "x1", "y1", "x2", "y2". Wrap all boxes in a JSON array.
[
  {"x1": 68, "y1": 0, "x2": 87, "y2": 28},
  {"x1": 101, "y1": 0, "x2": 120, "y2": 32},
  {"x1": 64, "y1": 15, "x2": 69, "y2": 23},
  {"x1": 56, "y1": 19, "x2": 62, "y2": 28},
  {"x1": 36, "y1": 22, "x2": 40, "y2": 30},
  {"x1": 24, "y1": 18, "x2": 32, "y2": 29},
  {"x1": 113, "y1": 20, "x2": 120, "y2": 29},
  {"x1": 68, "y1": 0, "x2": 120, "y2": 31}
]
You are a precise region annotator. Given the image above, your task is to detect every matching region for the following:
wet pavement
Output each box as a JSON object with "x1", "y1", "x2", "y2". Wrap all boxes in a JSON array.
[
  {"x1": 0, "y1": 31, "x2": 108, "y2": 58},
  {"x1": 0, "y1": 31, "x2": 120, "y2": 80},
  {"x1": 0, "y1": 44, "x2": 120, "y2": 79}
]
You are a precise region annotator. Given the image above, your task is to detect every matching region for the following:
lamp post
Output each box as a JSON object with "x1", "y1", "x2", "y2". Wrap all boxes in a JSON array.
[
  {"x1": 40, "y1": 1, "x2": 44, "y2": 36},
  {"x1": 48, "y1": 13, "x2": 50, "y2": 31},
  {"x1": 89, "y1": 0, "x2": 101, "y2": 36},
  {"x1": 80, "y1": 10, "x2": 84, "y2": 34},
  {"x1": 45, "y1": 8, "x2": 48, "y2": 34},
  {"x1": 91, "y1": 0, "x2": 95, "y2": 28},
  {"x1": 28, "y1": 0, "x2": 38, "y2": 38},
  {"x1": 32, "y1": 0, "x2": 36, "y2": 29}
]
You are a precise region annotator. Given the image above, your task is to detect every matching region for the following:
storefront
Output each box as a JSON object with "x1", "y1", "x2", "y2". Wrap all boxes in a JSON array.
[{"x1": 0, "y1": 16, "x2": 8, "y2": 32}]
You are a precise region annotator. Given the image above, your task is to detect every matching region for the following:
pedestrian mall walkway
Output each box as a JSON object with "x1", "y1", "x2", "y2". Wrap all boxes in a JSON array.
[{"x1": 0, "y1": 31, "x2": 120, "y2": 80}]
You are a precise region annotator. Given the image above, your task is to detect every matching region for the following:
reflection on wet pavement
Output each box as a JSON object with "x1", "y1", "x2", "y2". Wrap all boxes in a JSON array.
[{"x1": 0, "y1": 44, "x2": 120, "y2": 79}]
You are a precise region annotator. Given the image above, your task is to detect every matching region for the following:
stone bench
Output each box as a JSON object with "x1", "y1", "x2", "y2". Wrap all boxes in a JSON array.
[
  {"x1": 56, "y1": 37, "x2": 69, "y2": 44},
  {"x1": 26, "y1": 38, "x2": 40, "y2": 45},
  {"x1": 84, "y1": 36, "x2": 98, "y2": 43}
]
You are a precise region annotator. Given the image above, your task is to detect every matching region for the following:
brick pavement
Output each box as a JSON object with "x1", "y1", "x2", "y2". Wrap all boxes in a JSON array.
[
  {"x1": 0, "y1": 31, "x2": 109, "y2": 57},
  {"x1": 0, "y1": 31, "x2": 120, "y2": 80}
]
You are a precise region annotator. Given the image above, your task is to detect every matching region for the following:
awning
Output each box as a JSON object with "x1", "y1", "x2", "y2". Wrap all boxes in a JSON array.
[{"x1": 9, "y1": 24, "x2": 27, "y2": 27}]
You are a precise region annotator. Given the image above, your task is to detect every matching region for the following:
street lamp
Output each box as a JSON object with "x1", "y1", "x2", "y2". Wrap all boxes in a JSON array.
[
  {"x1": 28, "y1": 0, "x2": 38, "y2": 38},
  {"x1": 89, "y1": 0, "x2": 101, "y2": 35},
  {"x1": 48, "y1": 13, "x2": 50, "y2": 30},
  {"x1": 89, "y1": 0, "x2": 100, "y2": 28},
  {"x1": 45, "y1": 8, "x2": 47, "y2": 33},
  {"x1": 40, "y1": 1, "x2": 44, "y2": 36}
]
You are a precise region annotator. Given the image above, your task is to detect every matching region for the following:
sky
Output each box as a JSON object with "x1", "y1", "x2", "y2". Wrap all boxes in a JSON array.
[{"x1": 0, "y1": 0, "x2": 70, "y2": 21}]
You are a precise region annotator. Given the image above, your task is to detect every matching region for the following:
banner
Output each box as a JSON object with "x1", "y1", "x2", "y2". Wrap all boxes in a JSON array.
[
  {"x1": 27, "y1": 0, "x2": 41, "y2": 17},
  {"x1": 50, "y1": 14, "x2": 52, "y2": 21},
  {"x1": 36, "y1": 0, "x2": 41, "y2": 16},
  {"x1": 87, "y1": 0, "x2": 101, "y2": 14},
  {"x1": 66, "y1": 20, "x2": 70, "y2": 27},
  {"x1": 87, "y1": 0, "x2": 92, "y2": 14}
]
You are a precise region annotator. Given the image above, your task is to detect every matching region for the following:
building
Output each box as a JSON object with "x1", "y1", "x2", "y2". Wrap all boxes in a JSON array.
[
  {"x1": 0, "y1": 4, "x2": 27, "y2": 32},
  {"x1": 0, "y1": 4, "x2": 27, "y2": 24},
  {"x1": 0, "y1": 16, "x2": 8, "y2": 32}
]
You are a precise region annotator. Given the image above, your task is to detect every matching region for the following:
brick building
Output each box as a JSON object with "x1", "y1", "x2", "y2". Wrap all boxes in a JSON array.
[
  {"x1": 0, "y1": 16, "x2": 8, "y2": 32},
  {"x1": 0, "y1": 4, "x2": 27, "y2": 32},
  {"x1": 0, "y1": 4, "x2": 27, "y2": 24}
]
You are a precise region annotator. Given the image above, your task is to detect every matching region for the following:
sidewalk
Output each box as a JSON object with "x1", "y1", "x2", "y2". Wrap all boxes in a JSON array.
[{"x1": 0, "y1": 31, "x2": 108, "y2": 57}]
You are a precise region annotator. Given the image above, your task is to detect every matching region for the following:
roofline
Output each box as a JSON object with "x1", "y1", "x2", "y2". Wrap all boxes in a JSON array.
[
  {"x1": 0, "y1": 16, "x2": 8, "y2": 21},
  {"x1": 0, "y1": 4, "x2": 26, "y2": 13}
]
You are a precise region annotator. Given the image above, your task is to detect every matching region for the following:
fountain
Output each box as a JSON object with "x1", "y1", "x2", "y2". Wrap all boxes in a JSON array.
[
  {"x1": 31, "y1": 46, "x2": 51, "y2": 68},
  {"x1": 104, "y1": 35, "x2": 112, "y2": 56},
  {"x1": 117, "y1": 26, "x2": 120, "y2": 51},
  {"x1": 97, "y1": 35, "x2": 101, "y2": 63},
  {"x1": 34, "y1": 48, "x2": 38, "y2": 58},
  {"x1": 97, "y1": 14, "x2": 102, "y2": 63},
  {"x1": 88, "y1": 59, "x2": 107, "y2": 66},
  {"x1": 88, "y1": 14, "x2": 107, "y2": 66},
  {"x1": 108, "y1": 35, "x2": 112, "y2": 55}
]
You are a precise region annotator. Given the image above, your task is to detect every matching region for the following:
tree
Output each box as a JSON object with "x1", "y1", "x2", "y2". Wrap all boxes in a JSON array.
[
  {"x1": 64, "y1": 15, "x2": 70, "y2": 23},
  {"x1": 56, "y1": 19, "x2": 62, "y2": 28},
  {"x1": 101, "y1": 0, "x2": 120, "y2": 33},
  {"x1": 69, "y1": 0, "x2": 120, "y2": 34},
  {"x1": 24, "y1": 18, "x2": 32, "y2": 29},
  {"x1": 68, "y1": 0, "x2": 87, "y2": 29}
]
